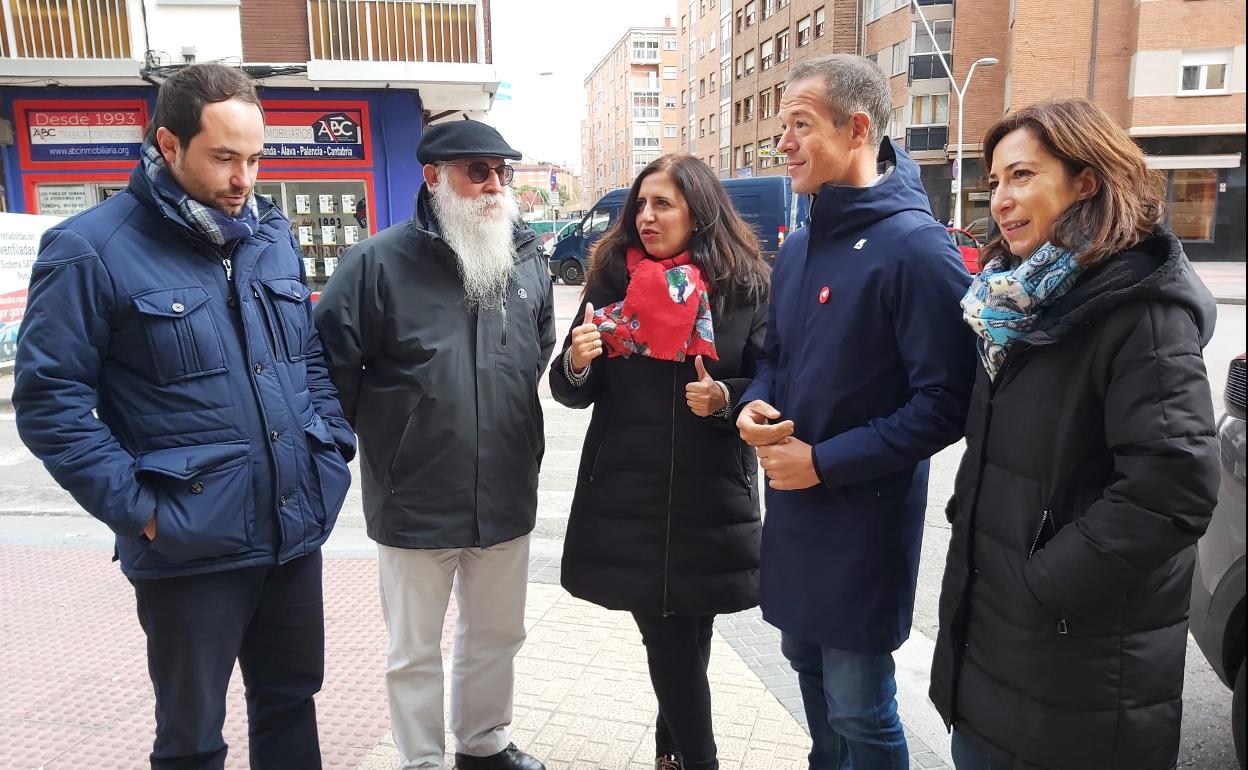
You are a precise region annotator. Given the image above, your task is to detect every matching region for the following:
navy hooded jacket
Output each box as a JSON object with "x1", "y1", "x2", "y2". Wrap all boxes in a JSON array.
[
  {"x1": 741, "y1": 138, "x2": 975, "y2": 652},
  {"x1": 13, "y1": 164, "x2": 355, "y2": 580}
]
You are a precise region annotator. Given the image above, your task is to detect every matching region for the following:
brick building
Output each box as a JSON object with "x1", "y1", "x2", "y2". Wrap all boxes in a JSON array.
[{"x1": 581, "y1": 22, "x2": 683, "y2": 203}]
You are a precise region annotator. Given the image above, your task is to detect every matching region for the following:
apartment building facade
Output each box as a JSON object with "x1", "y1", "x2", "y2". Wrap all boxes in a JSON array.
[
  {"x1": 581, "y1": 23, "x2": 682, "y2": 203},
  {"x1": 676, "y1": 0, "x2": 731, "y2": 175},
  {"x1": 0, "y1": 0, "x2": 503, "y2": 288}
]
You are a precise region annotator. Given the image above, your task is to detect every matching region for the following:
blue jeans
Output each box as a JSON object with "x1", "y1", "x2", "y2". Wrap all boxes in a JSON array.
[
  {"x1": 780, "y1": 634, "x2": 908, "y2": 770},
  {"x1": 951, "y1": 730, "x2": 996, "y2": 769}
]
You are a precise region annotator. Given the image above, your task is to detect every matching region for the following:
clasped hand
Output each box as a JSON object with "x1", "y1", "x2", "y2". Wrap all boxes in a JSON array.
[{"x1": 736, "y1": 400, "x2": 819, "y2": 490}]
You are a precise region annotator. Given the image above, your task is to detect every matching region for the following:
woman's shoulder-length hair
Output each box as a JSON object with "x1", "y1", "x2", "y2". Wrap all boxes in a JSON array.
[
  {"x1": 585, "y1": 154, "x2": 769, "y2": 312},
  {"x1": 978, "y1": 97, "x2": 1165, "y2": 269}
]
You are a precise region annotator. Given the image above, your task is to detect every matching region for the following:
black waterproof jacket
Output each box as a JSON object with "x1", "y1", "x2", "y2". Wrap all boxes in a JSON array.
[
  {"x1": 549, "y1": 277, "x2": 766, "y2": 616},
  {"x1": 929, "y1": 229, "x2": 1221, "y2": 769},
  {"x1": 313, "y1": 188, "x2": 555, "y2": 549}
]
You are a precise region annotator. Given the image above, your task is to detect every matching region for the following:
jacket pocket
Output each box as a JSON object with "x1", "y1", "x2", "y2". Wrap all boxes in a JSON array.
[
  {"x1": 255, "y1": 277, "x2": 312, "y2": 362},
  {"x1": 132, "y1": 287, "x2": 227, "y2": 384},
  {"x1": 136, "y1": 441, "x2": 254, "y2": 563},
  {"x1": 1027, "y1": 508, "x2": 1057, "y2": 559},
  {"x1": 303, "y1": 416, "x2": 351, "y2": 526}
]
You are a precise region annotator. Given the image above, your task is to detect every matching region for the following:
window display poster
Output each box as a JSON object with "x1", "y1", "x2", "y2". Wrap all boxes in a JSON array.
[
  {"x1": 295, "y1": 194, "x2": 311, "y2": 214},
  {"x1": 0, "y1": 212, "x2": 64, "y2": 326},
  {"x1": 324, "y1": 257, "x2": 338, "y2": 276},
  {"x1": 318, "y1": 194, "x2": 334, "y2": 214},
  {"x1": 321, "y1": 225, "x2": 337, "y2": 245},
  {"x1": 298, "y1": 226, "x2": 315, "y2": 246},
  {"x1": 344, "y1": 225, "x2": 359, "y2": 245},
  {"x1": 36, "y1": 185, "x2": 91, "y2": 217},
  {"x1": 341, "y1": 194, "x2": 356, "y2": 213},
  {"x1": 303, "y1": 258, "x2": 316, "y2": 278}
]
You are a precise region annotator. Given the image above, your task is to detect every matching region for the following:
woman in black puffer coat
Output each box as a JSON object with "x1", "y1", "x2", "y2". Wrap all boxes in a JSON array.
[
  {"x1": 930, "y1": 99, "x2": 1221, "y2": 769},
  {"x1": 549, "y1": 154, "x2": 769, "y2": 770}
]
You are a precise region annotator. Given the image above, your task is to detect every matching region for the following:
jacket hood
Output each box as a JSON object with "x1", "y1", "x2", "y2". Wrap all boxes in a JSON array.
[
  {"x1": 806, "y1": 137, "x2": 935, "y2": 238},
  {"x1": 1028, "y1": 227, "x2": 1217, "y2": 347}
]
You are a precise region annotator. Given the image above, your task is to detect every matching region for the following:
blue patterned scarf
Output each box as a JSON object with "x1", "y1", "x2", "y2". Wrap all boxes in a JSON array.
[
  {"x1": 141, "y1": 142, "x2": 260, "y2": 246},
  {"x1": 961, "y1": 242, "x2": 1083, "y2": 379}
]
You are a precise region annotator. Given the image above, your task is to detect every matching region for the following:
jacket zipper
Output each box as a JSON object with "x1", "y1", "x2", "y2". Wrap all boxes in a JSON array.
[
  {"x1": 501, "y1": 296, "x2": 508, "y2": 346},
  {"x1": 588, "y1": 442, "x2": 604, "y2": 483},
  {"x1": 661, "y1": 365, "x2": 677, "y2": 617},
  {"x1": 1027, "y1": 508, "x2": 1055, "y2": 559}
]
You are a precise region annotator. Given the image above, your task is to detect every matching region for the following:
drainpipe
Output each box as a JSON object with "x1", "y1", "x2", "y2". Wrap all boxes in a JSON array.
[{"x1": 1087, "y1": 0, "x2": 1100, "y2": 100}]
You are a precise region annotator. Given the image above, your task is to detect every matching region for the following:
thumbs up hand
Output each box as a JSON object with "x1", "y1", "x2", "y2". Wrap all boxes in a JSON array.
[
  {"x1": 569, "y1": 302, "x2": 603, "y2": 372},
  {"x1": 686, "y1": 355, "x2": 727, "y2": 417}
]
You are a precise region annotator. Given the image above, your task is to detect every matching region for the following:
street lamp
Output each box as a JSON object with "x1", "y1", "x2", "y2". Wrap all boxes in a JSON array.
[{"x1": 911, "y1": 1, "x2": 997, "y2": 231}]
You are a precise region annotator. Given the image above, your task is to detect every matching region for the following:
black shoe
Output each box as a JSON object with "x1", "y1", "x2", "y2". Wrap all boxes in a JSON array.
[
  {"x1": 456, "y1": 743, "x2": 545, "y2": 770},
  {"x1": 656, "y1": 754, "x2": 683, "y2": 770}
]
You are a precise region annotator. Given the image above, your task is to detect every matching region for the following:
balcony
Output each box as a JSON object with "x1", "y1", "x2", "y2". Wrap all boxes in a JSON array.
[
  {"x1": 309, "y1": 0, "x2": 482, "y2": 63},
  {"x1": 906, "y1": 125, "x2": 948, "y2": 152},
  {"x1": 0, "y1": 0, "x2": 140, "y2": 78},
  {"x1": 908, "y1": 53, "x2": 948, "y2": 83}
]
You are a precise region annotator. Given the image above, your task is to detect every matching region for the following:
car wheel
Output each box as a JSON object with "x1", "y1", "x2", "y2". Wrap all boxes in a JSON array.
[
  {"x1": 560, "y1": 260, "x2": 584, "y2": 286},
  {"x1": 1235, "y1": 658, "x2": 1245, "y2": 769}
]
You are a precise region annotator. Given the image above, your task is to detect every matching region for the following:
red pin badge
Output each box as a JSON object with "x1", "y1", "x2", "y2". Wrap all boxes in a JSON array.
[{"x1": 818, "y1": 286, "x2": 830, "y2": 304}]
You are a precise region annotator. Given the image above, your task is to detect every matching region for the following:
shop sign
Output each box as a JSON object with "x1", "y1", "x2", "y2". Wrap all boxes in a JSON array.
[
  {"x1": 263, "y1": 106, "x2": 366, "y2": 161},
  {"x1": 20, "y1": 103, "x2": 145, "y2": 164},
  {"x1": 37, "y1": 185, "x2": 91, "y2": 217},
  {"x1": 0, "y1": 212, "x2": 64, "y2": 326}
]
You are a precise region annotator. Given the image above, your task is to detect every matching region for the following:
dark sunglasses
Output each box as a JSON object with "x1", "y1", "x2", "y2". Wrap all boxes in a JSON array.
[{"x1": 446, "y1": 161, "x2": 514, "y2": 185}]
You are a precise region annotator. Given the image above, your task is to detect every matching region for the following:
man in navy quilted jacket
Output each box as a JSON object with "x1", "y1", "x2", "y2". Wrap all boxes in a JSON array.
[{"x1": 13, "y1": 64, "x2": 355, "y2": 769}]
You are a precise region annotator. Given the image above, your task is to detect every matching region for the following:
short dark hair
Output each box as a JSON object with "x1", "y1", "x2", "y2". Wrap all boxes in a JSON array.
[
  {"x1": 979, "y1": 98, "x2": 1164, "y2": 269},
  {"x1": 787, "y1": 54, "x2": 891, "y2": 148},
  {"x1": 585, "y1": 154, "x2": 770, "y2": 315},
  {"x1": 145, "y1": 64, "x2": 262, "y2": 148}
]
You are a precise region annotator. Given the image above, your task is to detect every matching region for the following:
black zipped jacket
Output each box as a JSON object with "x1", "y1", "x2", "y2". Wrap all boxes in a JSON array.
[
  {"x1": 929, "y1": 228, "x2": 1221, "y2": 769},
  {"x1": 549, "y1": 276, "x2": 766, "y2": 616},
  {"x1": 313, "y1": 188, "x2": 555, "y2": 549}
]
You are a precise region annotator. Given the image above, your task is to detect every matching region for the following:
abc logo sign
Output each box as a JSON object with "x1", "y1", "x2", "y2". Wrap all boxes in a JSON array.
[{"x1": 312, "y1": 112, "x2": 360, "y2": 144}]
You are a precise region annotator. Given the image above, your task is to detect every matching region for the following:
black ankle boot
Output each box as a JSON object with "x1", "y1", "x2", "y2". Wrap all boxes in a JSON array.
[
  {"x1": 456, "y1": 743, "x2": 545, "y2": 770},
  {"x1": 656, "y1": 753, "x2": 683, "y2": 770}
]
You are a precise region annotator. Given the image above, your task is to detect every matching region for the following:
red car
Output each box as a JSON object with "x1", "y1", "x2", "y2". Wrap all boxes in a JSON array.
[{"x1": 947, "y1": 227, "x2": 981, "y2": 274}]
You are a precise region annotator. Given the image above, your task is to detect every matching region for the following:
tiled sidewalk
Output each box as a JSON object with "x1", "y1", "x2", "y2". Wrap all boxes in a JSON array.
[{"x1": 0, "y1": 545, "x2": 951, "y2": 770}]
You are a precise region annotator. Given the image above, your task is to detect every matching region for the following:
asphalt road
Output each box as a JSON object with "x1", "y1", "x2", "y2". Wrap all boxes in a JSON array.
[{"x1": 0, "y1": 284, "x2": 1242, "y2": 768}]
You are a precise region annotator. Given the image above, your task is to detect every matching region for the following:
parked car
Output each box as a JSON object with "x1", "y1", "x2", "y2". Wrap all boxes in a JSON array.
[
  {"x1": 0, "y1": 320, "x2": 20, "y2": 363},
  {"x1": 548, "y1": 176, "x2": 810, "y2": 285},
  {"x1": 946, "y1": 227, "x2": 981, "y2": 274},
  {"x1": 1191, "y1": 352, "x2": 1246, "y2": 769}
]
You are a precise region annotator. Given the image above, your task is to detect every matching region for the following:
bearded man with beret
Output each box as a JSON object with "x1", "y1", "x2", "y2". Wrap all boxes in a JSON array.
[{"x1": 314, "y1": 119, "x2": 554, "y2": 770}]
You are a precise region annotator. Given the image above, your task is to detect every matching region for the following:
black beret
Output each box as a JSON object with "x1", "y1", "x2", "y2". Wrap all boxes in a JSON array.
[{"x1": 416, "y1": 119, "x2": 522, "y2": 164}]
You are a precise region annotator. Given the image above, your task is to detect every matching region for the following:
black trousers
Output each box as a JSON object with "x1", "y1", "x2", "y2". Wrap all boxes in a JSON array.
[
  {"x1": 631, "y1": 612, "x2": 719, "y2": 770},
  {"x1": 131, "y1": 550, "x2": 325, "y2": 770}
]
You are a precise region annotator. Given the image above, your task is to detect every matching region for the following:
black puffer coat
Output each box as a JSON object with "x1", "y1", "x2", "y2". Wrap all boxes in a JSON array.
[
  {"x1": 549, "y1": 279, "x2": 766, "y2": 616},
  {"x1": 930, "y1": 229, "x2": 1221, "y2": 769}
]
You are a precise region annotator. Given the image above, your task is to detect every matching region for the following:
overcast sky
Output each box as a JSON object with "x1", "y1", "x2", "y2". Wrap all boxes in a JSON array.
[{"x1": 484, "y1": 0, "x2": 680, "y2": 173}]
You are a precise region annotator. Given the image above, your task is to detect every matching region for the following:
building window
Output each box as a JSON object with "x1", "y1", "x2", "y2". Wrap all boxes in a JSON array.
[
  {"x1": 797, "y1": 16, "x2": 811, "y2": 46},
  {"x1": 761, "y1": 39, "x2": 775, "y2": 71},
  {"x1": 633, "y1": 136, "x2": 661, "y2": 149},
  {"x1": 681, "y1": 89, "x2": 688, "y2": 106},
  {"x1": 735, "y1": 9, "x2": 744, "y2": 32},
  {"x1": 744, "y1": 95, "x2": 755, "y2": 121},
  {"x1": 815, "y1": 6, "x2": 825, "y2": 37},
  {"x1": 745, "y1": 1, "x2": 757, "y2": 26},
  {"x1": 1168, "y1": 169, "x2": 1219, "y2": 241},
  {"x1": 911, "y1": 93, "x2": 949, "y2": 125},
  {"x1": 735, "y1": 56, "x2": 744, "y2": 79},
  {"x1": 699, "y1": 78, "x2": 707, "y2": 97},
  {"x1": 735, "y1": 146, "x2": 744, "y2": 169},
  {"x1": 890, "y1": 40, "x2": 907, "y2": 76},
  {"x1": 632, "y1": 34, "x2": 661, "y2": 61},
  {"x1": 744, "y1": 49, "x2": 756, "y2": 75},
  {"x1": 760, "y1": 89, "x2": 773, "y2": 118},
  {"x1": 744, "y1": 143, "x2": 754, "y2": 166},
  {"x1": 866, "y1": 0, "x2": 906, "y2": 23},
  {"x1": 700, "y1": 0, "x2": 706, "y2": 15},
  {"x1": 866, "y1": 52, "x2": 878, "y2": 66},
  {"x1": 665, "y1": 96, "x2": 678, "y2": 108},
  {"x1": 721, "y1": 107, "x2": 731, "y2": 132},
  {"x1": 709, "y1": 71, "x2": 717, "y2": 92},
  {"x1": 913, "y1": 19, "x2": 952, "y2": 55},
  {"x1": 721, "y1": 16, "x2": 732, "y2": 54},
  {"x1": 779, "y1": 0, "x2": 789, "y2": 8},
  {"x1": 681, "y1": 14, "x2": 687, "y2": 31},
  {"x1": 664, "y1": 66, "x2": 678, "y2": 80},
  {"x1": 759, "y1": 139, "x2": 773, "y2": 168},
  {"x1": 720, "y1": 149, "x2": 731, "y2": 177},
  {"x1": 681, "y1": 127, "x2": 688, "y2": 143},
  {"x1": 633, "y1": 94, "x2": 661, "y2": 119},
  {"x1": 664, "y1": 36, "x2": 678, "y2": 50},
  {"x1": 890, "y1": 105, "x2": 904, "y2": 138},
  {"x1": 1180, "y1": 50, "x2": 1232, "y2": 94},
  {"x1": 699, "y1": 118, "x2": 706, "y2": 137},
  {"x1": 664, "y1": 124, "x2": 679, "y2": 137},
  {"x1": 777, "y1": 29, "x2": 791, "y2": 62},
  {"x1": 763, "y1": 0, "x2": 774, "y2": 19},
  {"x1": 734, "y1": 101, "x2": 742, "y2": 124},
  {"x1": 709, "y1": 112, "x2": 716, "y2": 133}
]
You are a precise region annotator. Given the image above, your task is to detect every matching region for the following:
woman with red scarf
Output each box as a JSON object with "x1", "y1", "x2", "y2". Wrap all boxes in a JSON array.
[{"x1": 550, "y1": 155, "x2": 771, "y2": 770}]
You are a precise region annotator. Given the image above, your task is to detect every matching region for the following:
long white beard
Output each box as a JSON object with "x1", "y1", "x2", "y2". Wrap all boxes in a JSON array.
[{"x1": 430, "y1": 172, "x2": 520, "y2": 311}]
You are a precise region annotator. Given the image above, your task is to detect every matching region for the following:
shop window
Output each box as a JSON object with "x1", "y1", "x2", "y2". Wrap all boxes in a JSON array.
[
  {"x1": 34, "y1": 181, "x2": 127, "y2": 217},
  {"x1": 255, "y1": 179, "x2": 370, "y2": 292},
  {"x1": 1167, "y1": 169, "x2": 1218, "y2": 242}
]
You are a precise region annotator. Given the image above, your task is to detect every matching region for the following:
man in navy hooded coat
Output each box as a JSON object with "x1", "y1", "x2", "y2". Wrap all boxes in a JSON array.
[{"x1": 737, "y1": 55, "x2": 974, "y2": 768}]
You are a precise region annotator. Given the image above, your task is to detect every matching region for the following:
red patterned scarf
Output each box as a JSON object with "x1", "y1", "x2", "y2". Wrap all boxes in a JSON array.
[{"x1": 595, "y1": 247, "x2": 718, "y2": 362}]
